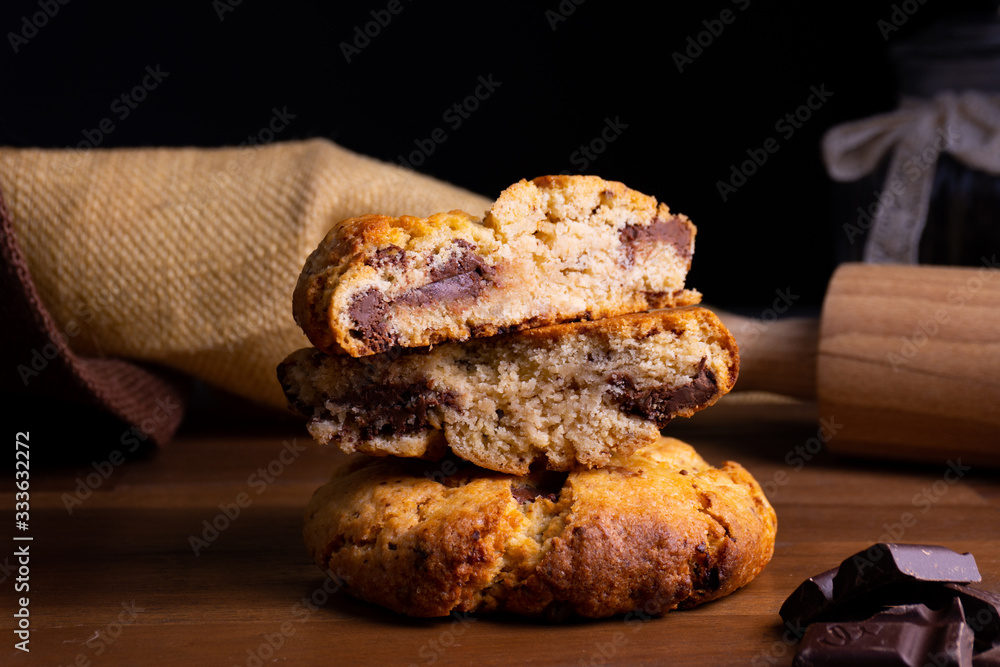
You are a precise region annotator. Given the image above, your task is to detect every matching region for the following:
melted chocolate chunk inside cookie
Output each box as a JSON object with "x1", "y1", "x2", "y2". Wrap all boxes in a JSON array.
[
  {"x1": 607, "y1": 363, "x2": 718, "y2": 427},
  {"x1": 690, "y1": 542, "x2": 724, "y2": 594},
  {"x1": 511, "y1": 469, "x2": 569, "y2": 504},
  {"x1": 619, "y1": 214, "x2": 693, "y2": 265},
  {"x1": 347, "y1": 241, "x2": 495, "y2": 352},
  {"x1": 397, "y1": 240, "x2": 495, "y2": 308},
  {"x1": 365, "y1": 245, "x2": 407, "y2": 269},
  {"x1": 348, "y1": 287, "x2": 395, "y2": 352},
  {"x1": 339, "y1": 381, "x2": 456, "y2": 439}
]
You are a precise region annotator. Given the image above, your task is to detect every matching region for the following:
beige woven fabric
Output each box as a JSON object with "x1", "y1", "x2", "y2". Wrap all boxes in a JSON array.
[{"x1": 0, "y1": 139, "x2": 492, "y2": 410}]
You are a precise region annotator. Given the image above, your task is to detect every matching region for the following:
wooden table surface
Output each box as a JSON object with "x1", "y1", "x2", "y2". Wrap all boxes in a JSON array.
[{"x1": 4, "y1": 394, "x2": 999, "y2": 666}]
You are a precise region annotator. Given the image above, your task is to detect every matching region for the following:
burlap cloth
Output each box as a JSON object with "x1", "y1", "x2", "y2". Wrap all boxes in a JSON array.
[{"x1": 0, "y1": 139, "x2": 491, "y2": 444}]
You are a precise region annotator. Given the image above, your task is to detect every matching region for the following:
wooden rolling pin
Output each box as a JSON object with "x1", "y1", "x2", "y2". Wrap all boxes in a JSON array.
[{"x1": 713, "y1": 262, "x2": 1000, "y2": 469}]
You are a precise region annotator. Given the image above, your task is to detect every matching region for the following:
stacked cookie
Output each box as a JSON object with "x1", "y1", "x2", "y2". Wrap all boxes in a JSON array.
[{"x1": 278, "y1": 175, "x2": 777, "y2": 619}]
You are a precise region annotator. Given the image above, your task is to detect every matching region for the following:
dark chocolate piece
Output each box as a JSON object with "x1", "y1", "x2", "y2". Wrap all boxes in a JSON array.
[
  {"x1": 510, "y1": 484, "x2": 560, "y2": 504},
  {"x1": 348, "y1": 287, "x2": 396, "y2": 353},
  {"x1": 938, "y1": 584, "x2": 1000, "y2": 651},
  {"x1": 619, "y1": 214, "x2": 692, "y2": 265},
  {"x1": 832, "y1": 544, "x2": 981, "y2": 604},
  {"x1": 781, "y1": 545, "x2": 983, "y2": 634},
  {"x1": 793, "y1": 600, "x2": 974, "y2": 667},
  {"x1": 877, "y1": 599, "x2": 965, "y2": 623},
  {"x1": 780, "y1": 566, "x2": 840, "y2": 629},
  {"x1": 781, "y1": 544, "x2": 999, "y2": 666},
  {"x1": 865, "y1": 582, "x2": 1000, "y2": 651},
  {"x1": 974, "y1": 645, "x2": 1000, "y2": 666},
  {"x1": 396, "y1": 241, "x2": 494, "y2": 307},
  {"x1": 607, "y1": 364, "x2": 718, "y2": 427}
]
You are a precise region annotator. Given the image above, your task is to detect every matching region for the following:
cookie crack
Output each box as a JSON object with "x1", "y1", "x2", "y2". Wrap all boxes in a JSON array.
[
  {"x1": 680, "y1": 486, "x2": 735, "y2": 604},
  {"x1": 510, "y1": 470, "x2": 569, "y2": 507},
  {"x1": 694, "y1": 490, "x2": 734, "y2": 542},
  {"x1": 478, "y1": 485, "x2": 576, "y2": 606}
]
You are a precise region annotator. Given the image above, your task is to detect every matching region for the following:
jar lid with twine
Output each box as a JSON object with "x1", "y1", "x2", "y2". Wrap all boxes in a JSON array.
[{"x1": 822, "y1": 6, "x2": 1000, "y2": 264}]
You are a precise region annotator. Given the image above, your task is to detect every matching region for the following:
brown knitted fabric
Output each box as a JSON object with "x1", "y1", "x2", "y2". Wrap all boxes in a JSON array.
[{"x1": 0, "y1": 139, "x2": 492, "y2": 443}]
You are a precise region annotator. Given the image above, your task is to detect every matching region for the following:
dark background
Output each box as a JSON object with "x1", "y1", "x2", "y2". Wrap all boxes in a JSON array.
[
  {"x1": 3, "y1": 0, "x2": 997, "y2": 312},
  {"x1": 5, "y1": 0, "x2": 996, "y2": 313}
]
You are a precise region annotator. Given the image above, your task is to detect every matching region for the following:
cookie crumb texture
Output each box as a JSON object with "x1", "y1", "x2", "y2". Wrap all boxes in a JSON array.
[
  {"x1": 278, "y1": 307, "x2": 738, "y2": 474},
  {"x1": 293, "y1": 174, "x2": 700, "y2": 357},
  {"x1": 302, "y1": 437, "x2": 777, "y2": 619}
]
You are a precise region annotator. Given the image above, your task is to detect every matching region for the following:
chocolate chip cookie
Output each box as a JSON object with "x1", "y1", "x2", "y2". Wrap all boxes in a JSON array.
[
  {"x1": 302, "y1": 436, "x2": 776, "y2": 618},
  {"x1": 293, "y1": 174, "x2": 699, "y2": 357},
  {"x1": 278, "y1": 306, "x2": 738, "y2": 474}
]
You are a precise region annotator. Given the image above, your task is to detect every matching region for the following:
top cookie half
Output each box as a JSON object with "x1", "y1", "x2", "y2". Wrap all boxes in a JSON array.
[{"x1": 293, "y1": 174, "x2": 700, "y2": 357}]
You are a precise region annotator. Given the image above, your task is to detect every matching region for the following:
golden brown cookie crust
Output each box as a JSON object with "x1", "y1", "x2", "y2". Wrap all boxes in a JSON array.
[
  {"x1": 303, "y1": 437, "x2": 776, "y2": 618},
  {"x1": 293, "y1": 175, "x2": 700, "y2": 357}
]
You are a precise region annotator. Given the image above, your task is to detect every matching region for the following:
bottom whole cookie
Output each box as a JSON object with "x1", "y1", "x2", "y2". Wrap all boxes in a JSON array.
[{"x1": 303, "y1": 437, "x2": 777, "y2": 619}]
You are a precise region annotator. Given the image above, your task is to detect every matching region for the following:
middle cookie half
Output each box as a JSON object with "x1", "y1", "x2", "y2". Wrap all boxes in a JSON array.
[{"x1": 278, "y1": 306, "x2": 738, "y2": 474}]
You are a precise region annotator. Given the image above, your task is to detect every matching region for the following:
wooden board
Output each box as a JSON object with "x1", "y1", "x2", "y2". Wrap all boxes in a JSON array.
[{"x1": 4, "y1": 396, "x2": 999, "y2": 666}]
